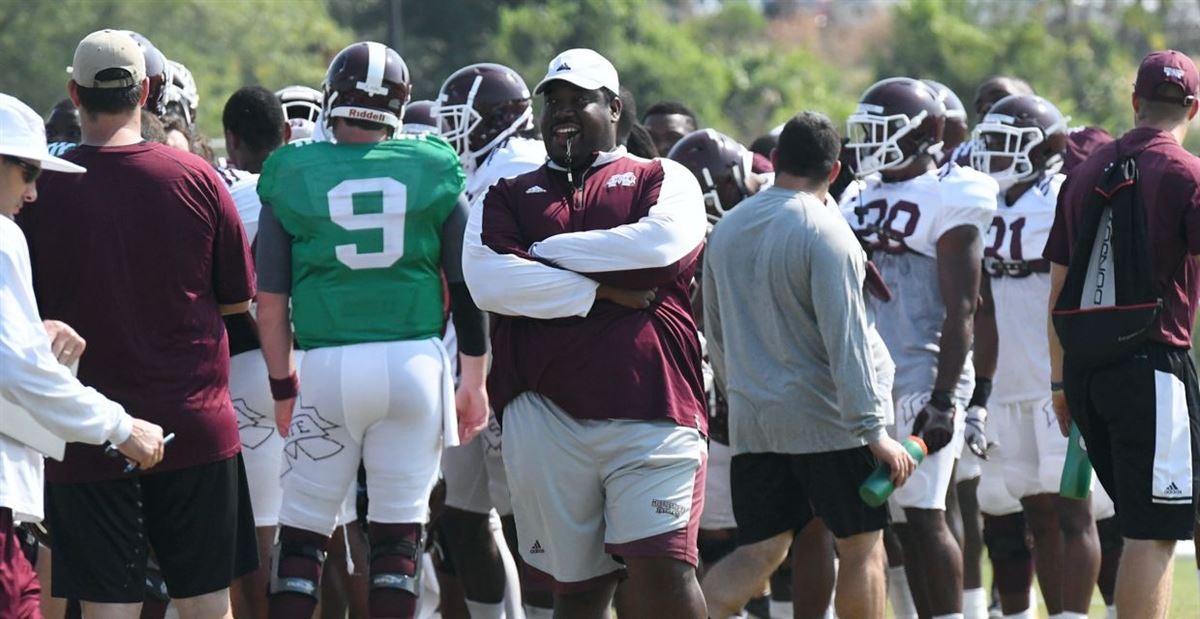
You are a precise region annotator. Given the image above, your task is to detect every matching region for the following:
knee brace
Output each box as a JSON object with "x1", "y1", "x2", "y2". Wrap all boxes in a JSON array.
[
  {"x1": 1096, "y1": 516, "x2": 1124, "y2": 554},
  {"x1": 983, "y1": 512, "x2": 1034, "y2": 595},
  {"x1": 369, "y1": 525, "x2": 425, "y2": 596},
  {"x1": 983, "y1": 513, "x2": 1031, "y2": 563},
  {"x1": 270, "y1": 528, "x2": 329, "y2": 600}
]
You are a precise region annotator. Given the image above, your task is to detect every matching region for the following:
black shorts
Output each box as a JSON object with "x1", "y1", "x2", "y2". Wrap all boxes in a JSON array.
[
  {"x1": 731, "y1": 447, "x2": 887, "y2": 544},
  {"x1": 1065, "y1": 343, "x2": 1200, "y2": 541},
  {"x1": 44, "y1": 454, "x2": 259, "y2": 602}
]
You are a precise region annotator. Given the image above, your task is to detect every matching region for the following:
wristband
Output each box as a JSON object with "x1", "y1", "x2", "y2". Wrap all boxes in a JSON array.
[
  {"x1": 929, "y1": 389, "x2": 953, "y2": 411},
  {"x1": 269, "y1": 372, "x2": 299, "y2": 401},
  {"x1": 1050, "y1": 381, "x2": 1064, "y2": 392},
  {"x1": 969, "y1": 377, "x2": 992, "y2": 408}
]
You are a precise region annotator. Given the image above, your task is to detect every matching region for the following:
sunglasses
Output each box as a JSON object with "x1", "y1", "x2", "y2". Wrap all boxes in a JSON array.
[{"x1": 3, "y1": 156, "x2": 41, "y2": 183}]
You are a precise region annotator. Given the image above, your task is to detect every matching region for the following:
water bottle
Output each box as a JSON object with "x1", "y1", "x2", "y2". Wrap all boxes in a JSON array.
[
  {"x1": 1060, "y1": 422, "x2": 1093, "y2": 500},
  {"x1": 860, "y1": 436, "x2": 928, "y2": 507}
]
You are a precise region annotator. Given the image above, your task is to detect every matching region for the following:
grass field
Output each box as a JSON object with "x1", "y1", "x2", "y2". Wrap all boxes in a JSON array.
[{"x1": 886, "y1": 549, "x2": 1199, "y2": 618}]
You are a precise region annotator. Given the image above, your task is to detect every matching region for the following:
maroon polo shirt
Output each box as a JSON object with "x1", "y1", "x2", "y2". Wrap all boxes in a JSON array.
[
  {"x1": 480, "y1": 155, "x2": 708, "y2": 434},
  {"x1": 19, "y1": 142, "x2": 255, "y2": 483},
  {"x1": 1044, "y1": 126, "x2": 1200, "y2": 348}
]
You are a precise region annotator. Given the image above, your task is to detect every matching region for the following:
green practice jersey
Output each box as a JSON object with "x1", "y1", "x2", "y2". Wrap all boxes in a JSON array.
[{"x1": 258, "y1": 135, "x2": 465, "y2": 348}]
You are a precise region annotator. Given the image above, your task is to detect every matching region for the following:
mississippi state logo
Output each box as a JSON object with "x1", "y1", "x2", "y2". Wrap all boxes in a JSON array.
[
  {"x1": 233, "y1": 398, "x2": 275, "y2": 449},
  {"x1": 282, "y1": 398, "x2": 345, "y2": 475}
]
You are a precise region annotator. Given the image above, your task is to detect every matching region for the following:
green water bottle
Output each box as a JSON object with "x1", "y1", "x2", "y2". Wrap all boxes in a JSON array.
[
  {"x1": 1060, "y1": 422, "x2": 1093, "y2": 500},
  {"x1": 860, "y1": 436, "x2": 928, "y2": 507}
]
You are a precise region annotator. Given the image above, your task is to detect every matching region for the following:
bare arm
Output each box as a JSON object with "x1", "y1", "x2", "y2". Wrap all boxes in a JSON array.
[
  {"x1": 933, "y1": 225, "x2": 984, "y2": 395},
  {"x1": 972, "y1": 273, "x2": 997, "y2": 381},
  {"x1": 256, "y1": 292, "x2": 295, "y2": 381},
  {"x1": 219, "y1": 300, "x2": 252, "y2": 316}
]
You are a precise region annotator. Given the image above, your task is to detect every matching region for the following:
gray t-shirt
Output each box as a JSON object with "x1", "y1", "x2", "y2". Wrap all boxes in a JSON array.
[{"x1": 704, "y1": 186, "x2": 886, "y2": 455}]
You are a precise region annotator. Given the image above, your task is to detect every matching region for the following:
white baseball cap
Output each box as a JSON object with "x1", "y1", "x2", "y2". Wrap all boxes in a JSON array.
[
  {"x1": 534, "y1": 48, "x2": 619, "y2": 96},
  {"x1": 72, "y1": 29, "x2": 145, "y2": 89},
  {"x1": 0, "y1": 94, "x2": 86, "y2": 173}
]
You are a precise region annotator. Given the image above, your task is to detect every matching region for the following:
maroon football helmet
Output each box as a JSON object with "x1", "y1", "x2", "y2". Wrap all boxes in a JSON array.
[
  {"x1": 401, "y1": 100, "x2": 439, "y2": 135},
  {"x1": 322, "y1": 41, "x2": 411, "y2": 134},
  {"x1": 922, "y1": 79, "x2": 968, "y2": 159},
  {"x1": 971, "y1": 94, "x2": 1069, "y2": 189},
  {"x1": 435, "y1": 63, "x2": 532, "y2": 162},
  {"x1": 119, "y1": 31, "x2": 168, "y2": 117},
  {"x1": 845, "y1": 77, "x2": 946, "y2": 176},
  {"x1": 667, "y1": 129, "x2": 754, "y2": 223}
]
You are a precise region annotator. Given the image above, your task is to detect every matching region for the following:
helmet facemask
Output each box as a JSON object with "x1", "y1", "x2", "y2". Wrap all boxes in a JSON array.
[
  {"x1": 700, "y1": 149, "x2": 753, "y2": 223},
  {"x1": 846, "y1": 106, "x2": 940, "y2": 177},
  {"x1": 971, "y1": 114, "x2": 1066, "y2": 191},
  {"x1": 436, "y1": 74, "x2": 533, "y2": 170}
]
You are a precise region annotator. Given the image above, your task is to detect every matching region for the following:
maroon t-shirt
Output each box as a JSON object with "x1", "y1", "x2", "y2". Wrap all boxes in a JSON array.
[
  {"x1": 480, "y1": 155, "x2": 708, "y2": 434},
  {"x1": 19, "y1": 142, "x2": 255, "y2": 482},
  {"x1": 1044, "y1": 127, "x2": 1200, "y2": 348}
]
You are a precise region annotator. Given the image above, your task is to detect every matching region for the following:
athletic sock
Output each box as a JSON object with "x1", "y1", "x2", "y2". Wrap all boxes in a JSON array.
[
  {"x1": 464, "y1": 599, "x2": 506, "y2": 619},
  {"x1": 963, "y1": 587, "x2": 987, "y2": 619},
  {"x1": 768, "y1": 599, "x2": 794, "y2": 619},
  {"x1": 524, "y1": 606, "x2": 554, "y2": 619},
  {"x1": 1055, "y1": 613, "x2": 1089, "y2": 619},
  {"x1": 932, "y1": 614, "x2": 964, "y2": 619},
  {"x1": 1002, "y1": 611, "x2": 1034, "y2": 619},
  {"x1": 887, "y1": 565, "x2": 918, "y2": 619},
  {"x1": 1105, "y1": 605, "x2": 1117, "y2": 619}
]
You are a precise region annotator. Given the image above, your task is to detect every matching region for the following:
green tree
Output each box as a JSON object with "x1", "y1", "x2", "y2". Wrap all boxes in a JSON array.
[{"x1": 0, "y1": 0, "x2": 352, "y2": 137}]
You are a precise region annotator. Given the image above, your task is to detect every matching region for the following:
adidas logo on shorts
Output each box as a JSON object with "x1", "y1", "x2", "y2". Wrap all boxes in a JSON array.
[
  {"x1": 530, "y1": 540, "x2": 545, "y2": 554},
  {"x1": 1165, "y1": 482, "x2": 1182, "y2": 496}
]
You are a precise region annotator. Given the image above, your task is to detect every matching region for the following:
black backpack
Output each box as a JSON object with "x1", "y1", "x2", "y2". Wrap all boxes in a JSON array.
[{"x1": 1051, "y1": 148, "x2": 1163, "y2": 369}]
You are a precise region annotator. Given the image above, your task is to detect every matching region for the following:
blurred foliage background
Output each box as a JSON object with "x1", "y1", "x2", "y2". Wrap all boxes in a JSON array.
[{"x1": 3, "y1": 0, "x2": 1199, "y2": 149}]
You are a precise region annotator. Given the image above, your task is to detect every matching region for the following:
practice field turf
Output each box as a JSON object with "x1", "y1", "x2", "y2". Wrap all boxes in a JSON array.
[{"x1": 884, "y1": 551, "x2": 1199, "y2": 618}]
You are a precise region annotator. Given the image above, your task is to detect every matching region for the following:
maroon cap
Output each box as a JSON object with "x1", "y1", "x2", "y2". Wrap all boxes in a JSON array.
[{"x1": 1134, "y1": 50, "x2": 1199, "y2": 105}]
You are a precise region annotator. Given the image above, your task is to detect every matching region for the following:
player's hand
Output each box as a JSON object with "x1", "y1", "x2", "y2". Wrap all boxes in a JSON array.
[
  {"x1": 456, "y1": 383, "x2": 489, "y2": 444},
  {"x1": 964, "y1": 405, "x2": 992, "y2": 459},
  {"x1": 597, "y1": 284, "x2": 656, "y2": 309},
  {"x1": 42, "y1": 320, "x2": 86, "y2": 366},
  {"x1": 912, "y1": 398, "x2": 957, "y2": 454},
  {"x1": 1051, "y1": 389, "x2": 1070, "y2": 438},
  {"x1": 868, "y1": 437, "x2": 917, "y2": 486},
  {"x1": 117, "y1": 419, "x2": 166, "y2": 471},
  {"x1": 275, "y1": 397, "x2": 297, "y2": 438}
]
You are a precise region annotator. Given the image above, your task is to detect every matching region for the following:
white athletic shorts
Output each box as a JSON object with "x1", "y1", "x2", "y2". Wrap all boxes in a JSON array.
[
  {"x1": 700, "y1": 441, "x2": 737, "y2": 531},
  {"x1": 277, "y1": 338, "x2": 454, "y2": 535},
  {"x1": 441, "y1": 411, "x2": 511, "y2": 516},
  {"x1": 888, "y1": 392, "x2": 966, "y2": 519},
  {"x1": 231, "y1": 349, "x2": 292, "y2": 527},
  {"x1": 502, "y1": 392, "x2": 706, "y2": 590}
]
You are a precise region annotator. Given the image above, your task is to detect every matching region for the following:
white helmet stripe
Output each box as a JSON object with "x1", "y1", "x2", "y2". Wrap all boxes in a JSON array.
[{"x1": 357, "y1": 42, "x2": 388, "y2": 96}]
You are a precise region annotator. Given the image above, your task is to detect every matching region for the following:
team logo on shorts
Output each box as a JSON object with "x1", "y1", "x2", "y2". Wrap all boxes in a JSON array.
[
  {"x1": 651, "y1": 499, "x2": 687, "y2": 518},
  {"x1": 233, "y1": 398, "x2": 275, "y2": 449},
  {"x1": 281, "y1": 398, "x2": 345, "y2": 475}
]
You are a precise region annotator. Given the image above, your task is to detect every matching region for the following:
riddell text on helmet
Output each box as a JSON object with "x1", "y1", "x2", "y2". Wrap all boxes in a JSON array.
[{"x1": 348, "y1": 108, "x2": 388, "y2": 123}]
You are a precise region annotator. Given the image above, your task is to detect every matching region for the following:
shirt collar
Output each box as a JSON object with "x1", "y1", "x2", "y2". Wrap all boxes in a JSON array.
[{"x1": 546, "y1": 145, "x2": 628, "y2": 172}]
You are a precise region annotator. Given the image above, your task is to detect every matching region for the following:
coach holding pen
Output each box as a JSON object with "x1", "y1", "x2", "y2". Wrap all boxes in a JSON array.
[
  {"x1": 1046, "y1": 50, "x2": 1200, "y2": 619},
  {"x1": 0, "y1": 93, "x2": 165, "y2": 618},
  {"x1": 16, "y1": 30, "x2": 257, "y2": 618}
]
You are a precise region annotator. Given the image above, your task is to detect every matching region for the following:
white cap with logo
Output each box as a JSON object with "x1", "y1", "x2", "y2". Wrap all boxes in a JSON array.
[
  {"x1": 534, "y1": 48, "x2": 619, "y2": 95},
  {"x1": 72, "y1": 29, "x2": 146, "y2": 89},
  {"x1": 0, "y1": 94, "x2": 86, "y2": 173}
]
